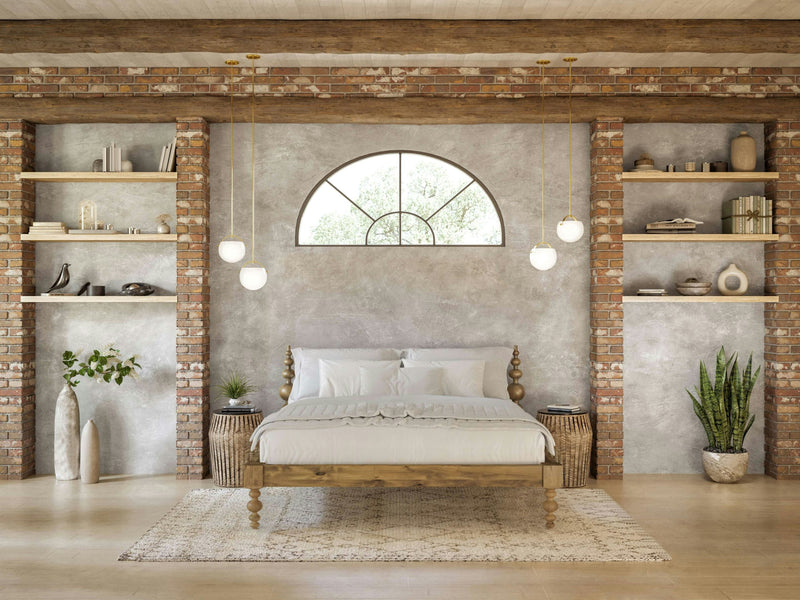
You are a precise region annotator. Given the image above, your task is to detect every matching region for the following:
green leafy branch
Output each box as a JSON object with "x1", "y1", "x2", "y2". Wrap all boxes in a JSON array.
[{"x1": 62, "y1": 346, "x2": 142, "y2": 388}]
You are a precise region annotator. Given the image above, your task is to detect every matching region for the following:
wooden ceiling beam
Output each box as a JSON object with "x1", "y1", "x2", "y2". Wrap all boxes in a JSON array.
[
  {"x1": 1, "y1": 96, "x2": 797, "y2": 124},
  {"x1": 1, "y1": 19, "x2": 799, "y2": 55}
]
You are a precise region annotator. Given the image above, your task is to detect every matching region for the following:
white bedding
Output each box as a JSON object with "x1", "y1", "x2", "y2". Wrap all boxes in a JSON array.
[{"x1": 251, "y1": 395, "x2": 555, "y2": 465}]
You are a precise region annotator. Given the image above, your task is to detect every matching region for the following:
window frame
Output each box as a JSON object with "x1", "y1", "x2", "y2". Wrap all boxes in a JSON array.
[{"x1": 295, "y1": 150, "x2": 506, "y2": 247}]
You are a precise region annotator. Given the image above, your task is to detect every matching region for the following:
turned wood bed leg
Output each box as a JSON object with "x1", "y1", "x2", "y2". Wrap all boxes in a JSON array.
[
  {"x1": 543, "y1": 488, "x2": 558, "y2": 529},
  {"x1": 244, "y1": 450, "x2": 265, "y2": 530},
  {"x1": 247, "y1": 487, "x2": 263, "y2": 529}
]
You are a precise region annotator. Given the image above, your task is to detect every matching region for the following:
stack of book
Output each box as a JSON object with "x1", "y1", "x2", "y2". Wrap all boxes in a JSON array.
[
  {"x1": 219, "y1": 405, "x2": 259, "y2": 415},
  {"x1": 27, "y1": 221, "x2": 68, "y2": 236},
  {"x1": 646, "y1": 218, "x2": 703, "y2": 234},
  {"x1": 102, "y1": 142, "x2": 122, "y2": 172},
  {"x1": 637, "y1": 288, "x2": 667, "y2": 296},
  {"x1": 546, "y1": 404, "x2": 583, "y2": 414},
  {"x1": 158, "y1": 138, "x2": 177, "y2": 172},
  {"x1": 722, "y1": 196, "x2": 772, "y2": 234}
]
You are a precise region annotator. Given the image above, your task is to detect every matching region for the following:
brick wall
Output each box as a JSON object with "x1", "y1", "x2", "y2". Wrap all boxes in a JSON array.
[
  {"x1": 0, "y1": 66, "x2": 799, "y2": 98},
  {"x1": 175, "y1": 117, "x2": 211, "y2": 480},
  {"x1": 765, "y1": 120, "x2": 800, "y2": 480},
  {"x1": 0, "y1": 119, "x2": 35, "y2": 480},
  {"x1": 589, "y1": 118, "x2": 624, "y2": 480}
]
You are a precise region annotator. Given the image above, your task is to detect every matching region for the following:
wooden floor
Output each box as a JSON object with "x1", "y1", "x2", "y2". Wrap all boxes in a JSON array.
[{"x1": 0, "y1": 474, "x2": 797, "y2": 600}]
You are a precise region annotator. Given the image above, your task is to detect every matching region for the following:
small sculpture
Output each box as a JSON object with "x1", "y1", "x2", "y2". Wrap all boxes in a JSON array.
[
  {"x1": 76, "y1": 282, "x2": 90, "y2": 296},
  {"x1": 45, "y1": 263, "x2": 71, "y2": 294},
  {"x1": 78, "y1": 200, "x2": 97, "y2": 230},
  {"x1": 120, "y1": 282, "x2": 155, "y2": 296}
]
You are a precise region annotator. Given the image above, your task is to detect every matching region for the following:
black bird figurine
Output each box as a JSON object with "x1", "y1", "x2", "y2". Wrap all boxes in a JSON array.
[{"x1": 45, "y1": 263, "x2": 70, "y2": 294}]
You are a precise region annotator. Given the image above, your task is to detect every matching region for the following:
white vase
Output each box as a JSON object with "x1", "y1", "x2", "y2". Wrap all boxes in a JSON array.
[
  {"x1": 54, "y1": 384, "x2": 80, "y2": 480},
  {"x1": 80, "y1": 419, "x2": 100, "y2": 484},
  {"x1": 730, "y1": 131, "x2": 756, "y2": 172},
  {"x1": 717, "y1": 263, "x2": 748, "y2": 296},
  {"x1": 157, "y1": 223, "x2": 170, "y2": 234}
]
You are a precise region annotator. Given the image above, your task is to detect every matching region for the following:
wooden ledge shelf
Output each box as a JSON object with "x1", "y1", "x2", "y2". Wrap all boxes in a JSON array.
[
  {"x1": 621, "y1": 172, "x2": 779, "y2": 183},
  {"x1": 22, "y1": 296, "x2": 178, "y2": 303},
  {"x1": 21, "y1": 233, "x2": 178, "y2": 242},
  {"x1": 18, "y1": 172, "x2": 177, "y2": 183},
  {"x1": 623, "y1": 296, "x2": 778, "y2": 303},
  {"x1": 623, "y1": 234, "x2": 779, "y2": 242}
]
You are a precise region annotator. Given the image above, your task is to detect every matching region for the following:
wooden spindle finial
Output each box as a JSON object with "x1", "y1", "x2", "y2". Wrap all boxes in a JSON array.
[
  {"x1": 507, "y1": 345, "x2": 525, "y2": 403},
  {"x1": 278, "y1": 345, "x2": 294, "y2": 405}
]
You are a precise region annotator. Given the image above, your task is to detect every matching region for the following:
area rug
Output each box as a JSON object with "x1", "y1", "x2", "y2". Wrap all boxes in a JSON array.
[{"x1": 119, "y1": 487, "x2": 670, "y2": 562}]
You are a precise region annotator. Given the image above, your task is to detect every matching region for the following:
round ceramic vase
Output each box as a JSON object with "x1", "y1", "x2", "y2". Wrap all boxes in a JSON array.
[
  {"x1": 157, "y1": 223, "x2": 170, "y2": 234},
  {"x1": 730, "y1": 131, "x2": 756, "y2": 172},
  {"x1": 702, "y1": 449, "x2": 748, "y2": 483},
  {"x1": 717, "y1": 263, "x2": 748, "y2": 296},
  {"x1": 54, "y1": 383, "x2": 80, "y2": 481}
]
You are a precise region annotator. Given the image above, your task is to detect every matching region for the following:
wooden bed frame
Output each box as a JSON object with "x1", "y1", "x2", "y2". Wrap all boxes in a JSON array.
[{"x1": 243, "y1": 346, "x2": 563, "y2": 529}]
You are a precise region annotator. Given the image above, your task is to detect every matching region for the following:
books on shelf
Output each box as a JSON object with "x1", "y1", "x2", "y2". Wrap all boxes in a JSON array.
[
  {"x1": 637, "y1": 288, "x2": 667, "y2": 296},
  {"x1": 722, "y1": 196, "x2": 772, "y2": 234},
  {"x1": 102, "y1": 142, "x2": 122, "y2": 172},
  {"x1": 158, "y1": 138, "x2": 177, "y2": 172},
  {"x1": 646, "y1": 218, "x2": 703, "y2": 234},
  {"x1": 27, "y1": 221, "x2": 68, "y2": 235},
  {"x1": 546, "y1": 404, "x2": 583, "y2": 414}
]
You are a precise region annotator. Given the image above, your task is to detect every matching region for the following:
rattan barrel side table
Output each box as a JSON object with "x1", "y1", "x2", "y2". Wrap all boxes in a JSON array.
[
  {"x1": 536, "y1": 410, "x2": 593, "y2": 488},
  {"x1": 210, "y1": 409, "x2": 263, "y2": 488}
]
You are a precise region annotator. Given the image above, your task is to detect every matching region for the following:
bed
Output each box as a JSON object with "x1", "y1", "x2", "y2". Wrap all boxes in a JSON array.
[{"x1": 244, "y1": 346, "x2": 563, "y2": 529}]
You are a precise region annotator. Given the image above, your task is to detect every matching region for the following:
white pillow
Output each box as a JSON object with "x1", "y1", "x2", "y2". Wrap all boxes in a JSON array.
[
  {"x1": 319, "y1": 359, "x2": 401, "y2": 398},
  {"x1": 359, "y1": 363, "x2": 400, "y2": 396},
  {"x1": 397, "y1": 367, "x2": 445, "y2": 396},
  {"x1": 404, "y1": 347, "x2": 514, "y2": 399},
  {"x1": 289, "y1": 348, "x2": 402, "y2": 401},
  {"x1": 402, "y1": 359, "x2": 485, "y2": 398}
]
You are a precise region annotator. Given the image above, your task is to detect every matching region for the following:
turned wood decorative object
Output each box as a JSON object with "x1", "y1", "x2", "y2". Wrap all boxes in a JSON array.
[
  {"x1": 537, "y1": 410, "x2": 593, "y2": 488},
  {"x1": 278, "y1": 345, "x2": 294, "y2": 404},
  {"x1": 209, "y1": 411, "x2": 263, "y2": 487},
  {"x1": 507, "y1": 345, "x2": 525, "y2": 403}
]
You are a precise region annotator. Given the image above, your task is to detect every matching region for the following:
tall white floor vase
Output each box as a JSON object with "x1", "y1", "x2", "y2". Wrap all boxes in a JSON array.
[
  {"x1": 54, "y1": 384, "x2": 80, "y2": 480},
  {"x1": 80, "y1": 419, "x2": 100, "y2": 484}
]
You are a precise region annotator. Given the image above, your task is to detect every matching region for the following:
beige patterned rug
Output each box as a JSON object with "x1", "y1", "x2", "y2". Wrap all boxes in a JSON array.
[{"x1": 119, "y1": 487, "x2": 670, "y2": 562}]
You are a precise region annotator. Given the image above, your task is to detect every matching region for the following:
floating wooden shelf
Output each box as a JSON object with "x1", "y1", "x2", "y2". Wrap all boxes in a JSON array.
[
  {"x1": 623, "y1": 233, "x2": 779, "y2": 242},
  {"x1": 623, "y1": 296, "x2": 778, "y2": 303},
  {"x1": 22, "y1": 296, "x2": 178, "y2": 303},
  {"x1": 18, "y1": 172, "x2": 177, "y2": 183},
  {"x1": 21, "y1": 233, "x2": 178, "y2": 242},
  {"x1": 621, "y1": 172, "x2": 779, "y2": 183}
]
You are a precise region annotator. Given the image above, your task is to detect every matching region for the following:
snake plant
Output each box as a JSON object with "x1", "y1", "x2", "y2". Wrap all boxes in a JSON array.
[{"x1": 688, "y1": 347, "x2": 759, "y2": 453}]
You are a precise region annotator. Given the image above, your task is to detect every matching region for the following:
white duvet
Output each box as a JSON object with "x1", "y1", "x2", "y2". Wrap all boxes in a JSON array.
[{"x1": 250, "y1": 395, "x2": 555, "y2": 465}]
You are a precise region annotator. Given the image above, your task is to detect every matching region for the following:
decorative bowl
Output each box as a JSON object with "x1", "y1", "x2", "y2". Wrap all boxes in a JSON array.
[{"x1": 676, "y1": 278, "x2": 712, "y2": 296}]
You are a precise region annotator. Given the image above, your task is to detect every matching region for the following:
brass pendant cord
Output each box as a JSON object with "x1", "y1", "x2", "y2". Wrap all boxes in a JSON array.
[
  {"x1": 226, "y1": 59, "x2": 238, "y2": 238},
  {"x1": 249, "y1": 54, "x2": 257, "y2": 263},
  {"x1": 564, "y1": 56, "x2": 577, "y2": 220},
  {"x1": 537, "y1": 59, "x2": 550, "y2": 246}
]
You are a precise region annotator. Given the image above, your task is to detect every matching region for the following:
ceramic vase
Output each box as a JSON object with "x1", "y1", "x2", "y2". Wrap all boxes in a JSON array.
[
  {"x1": 717, "y1": 263, "x2": 748, "y2": 296},
  {"x1": 157, "y1": 223, "x2": 170, "y2": 234},
  {"x1": 80, "y1": 419, "x2": 100, "y2": 484},
  {"x1": 730, "y1": 131, "x2": 756, "y2": 172},
  {"x1": 54, "y1": 383, "x2": 80, "y2": 480},
  {"x1": 702, "y1": 449, "x2": 748, "y2": 483}
]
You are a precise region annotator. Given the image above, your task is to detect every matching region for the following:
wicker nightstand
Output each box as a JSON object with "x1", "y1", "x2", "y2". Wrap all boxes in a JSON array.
[
  {"x1": 536, "y1": 410, "x2": 593, "y2": 488},
  {"x1": 209, "y1": 409, "x2": 263, "y2": 487}
]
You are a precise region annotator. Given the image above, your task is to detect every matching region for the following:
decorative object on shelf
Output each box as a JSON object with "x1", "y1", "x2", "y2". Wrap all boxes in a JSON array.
[
  {"x1": 730, "y1": 130, "x2": 757, "y2": 172},
  {"x1": 717, "y1": 263, "x2": 748, "y2": 296},
  {"x1": 239, "y1": 54, "x2": 269, "y2": 290},
  {"x1": 155, "y1": 213, "x2": 171, "y2": 234},
  {"x1": 556, "y1": 57, "x2": 584, "y2": 244},
  {"x1": 158, "y1": 138, "x2": 177, "y2": 173},
  {"x1": 632, "y1": 153, "x2": 659, "y2": 172},
  {"x1": 101, "y1": 142, "x2": 122, "y2": 172},
  {"x1": 216, "y1": 370, "x2": 257, "y2": 407},
  {"x1": 89, "y1": 285, "x2": 105, "y2": 296},
  {"x1": 80, "y1": 419, "x2": 100, "y2": 484},
  {"x1": 702, "y1": 161, "x2": 711, "y2": 172},
  {"x1": 44, "y1": 262, "x2": 70, "y2": 294},
  {"x1": 76, "y1": 282, "x2": 90, "y2": 296},
  {"x1": 79, "y1": 199, "x2": 97, "y2": 230},
  {"x1": 675, "y1": 278, "x2": 712, "y2": 296},
  {"x1": 710, "y1": 161, "x2": 728, "y2": 172},
  {"x1": 57, "y1": 346, "x2": 141, "y2": 481},
  {"x1": 636, "y1": 288, "x2": 667, "y2": 296},
  {"x1": 92, "y1": 158, "x2": 103, "y2": 172},
  {"x1": 530, "y1": 59, "x2": 557, "y2": 271},
  {"x1": 120, "y1": 282, "x2": 155, "y2": 296},
  {"x1": 646, "y1": 217, "x2": 703, "y2": 234},
  {"x1": 666, "y1": 164, "x2": 675, "y2": 172},
  {"x1": 219, "y1": 59, "x2": 248, "y2": 264},
  {"x1": 28, "y1": 221, "x2": 68, "y2": 235},
  {"x1": 210, "y1": 410, "x2": 263, "y2": 487},
  {"x1": 69, "y1": 228, "x2": 118, "y2": 235},
  {"x1": 121, "y1": 160, "x2": 133, "y2": 172},
  {"x1": 722, "y1": 196, "x2": 772, "y2": 234},
  {"x1": 127, "y1": 226, "x2": 141, "y2": 235},
  {"x1": 684, "y1": 161, "x2": 696, "y2": 172},
  {"x1": 688, "y1": 347, "x2": 759, "y2": 483},
  {"x1": 537, "y1": 409, "x2": 592, "y2": 487}
]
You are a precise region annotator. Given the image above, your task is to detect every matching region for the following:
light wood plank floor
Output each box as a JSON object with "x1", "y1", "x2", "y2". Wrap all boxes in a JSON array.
[{"x1": 0, "y1": 474, "x2": 798, "y2": 600}]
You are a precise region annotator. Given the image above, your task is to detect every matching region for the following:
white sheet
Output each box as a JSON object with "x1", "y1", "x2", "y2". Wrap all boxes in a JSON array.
[{"x1": 251, "y1": 395, "x2": 554, "y2": 465}]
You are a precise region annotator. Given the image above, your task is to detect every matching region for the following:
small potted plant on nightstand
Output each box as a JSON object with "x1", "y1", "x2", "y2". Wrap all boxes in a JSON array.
[
  {"x1": 688, "y1": 347, "x2": 760, "y2": 483},
  {"x1": 216, "y1": 370, "x2": 256, "y2": 407}
]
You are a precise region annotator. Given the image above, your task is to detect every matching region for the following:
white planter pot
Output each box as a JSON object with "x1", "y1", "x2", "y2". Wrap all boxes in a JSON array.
[
  {"x1": 54, "y1": 384, "x2": 80, "y2": 480},
  {"x1": 702, "y1": 449, "x2": 748, "y2": 483}
]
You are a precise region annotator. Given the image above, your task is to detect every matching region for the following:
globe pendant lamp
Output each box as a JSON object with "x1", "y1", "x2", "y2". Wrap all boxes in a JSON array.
[
  {"x1": 556, "y1": 56, "x2": 584, "y2": 243},
  {"x1": 530, "y1": 59, "x2": 557, "y2": 271},
  {"x1": 239, "y1": 54, "x2": 268, "y2": 291},
  {"x1": 218, "y1": 59, "x2": 247, "y2": 263}
]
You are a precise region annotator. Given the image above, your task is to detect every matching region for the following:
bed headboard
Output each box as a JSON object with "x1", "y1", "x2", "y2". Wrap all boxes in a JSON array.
[{"x1": 278, "y1": 345, "x2": 525, "y2": 404}]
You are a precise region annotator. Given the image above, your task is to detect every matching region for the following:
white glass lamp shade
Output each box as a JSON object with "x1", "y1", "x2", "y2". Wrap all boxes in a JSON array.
[
  {"x1": 239, "y1": 262, "x2": 268, "y2": 290},
  {"x1": 556, "y1": 217, "x2": 585, "y2": 243},
  {"x1": 218, "y1": 238, "x2": 247, "y2": 263},
  {"x1": 530, "y1": 244, "x2": 558, "y2": 271}
]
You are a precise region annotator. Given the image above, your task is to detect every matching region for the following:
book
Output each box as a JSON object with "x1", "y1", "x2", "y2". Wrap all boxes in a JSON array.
[
  {"x1": 158, "y1": 145, "x2": 167, "y2": 172},
  {"x1": 219, "y1": 406, "x2": 258, "y2": 414},
  {"x1": 166, "y1": 138, "x2": 177, "y2": 172}
]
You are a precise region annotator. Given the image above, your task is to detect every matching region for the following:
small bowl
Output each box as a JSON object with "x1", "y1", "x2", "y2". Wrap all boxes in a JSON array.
[{"x1": 676, "y1": 282, "x2": 712, "y2": 296}]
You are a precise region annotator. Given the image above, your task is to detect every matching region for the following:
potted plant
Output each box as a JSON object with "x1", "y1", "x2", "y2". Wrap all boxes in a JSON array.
[
  {"x1": 688, "y1": 347, "x2": 759, "y2": 483},
  {"x1": 216, "y1": 370, "x2": 256, "y2": 407},
  {"x1": 56, "y1": 346, "x2": 141, "y2": 481}
]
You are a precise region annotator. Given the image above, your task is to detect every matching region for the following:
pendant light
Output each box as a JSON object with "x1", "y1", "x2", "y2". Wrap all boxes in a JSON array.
[
  {"x1": 239, "y1": 54, "x2": 268, "y2": 291},
  {"x1": 218, "y1": 59, "x2": 248, "y2": 263},
  {"x1": 530, "y1": 59, "x2": 557, "y2": 271},
  {"x1": 556, "y1": 56, "x2": 584, "y2": 243}
]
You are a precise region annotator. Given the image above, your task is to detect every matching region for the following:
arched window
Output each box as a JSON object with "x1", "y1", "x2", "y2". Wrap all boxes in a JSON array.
[{"x1": 296, "y1": 151, "x2": 504, "y2": 246}]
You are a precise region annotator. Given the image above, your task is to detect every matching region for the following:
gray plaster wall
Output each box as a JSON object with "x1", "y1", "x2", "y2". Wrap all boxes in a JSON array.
[
  {"x1": 623, "y1": 123, "x2": 766, "y2": 474},
  {"x1": 209, "y1": 124, "x2": 592, "y2": 421},
  {"x1": 34, "y1": 124, "x2": 177, "y2": 475}
]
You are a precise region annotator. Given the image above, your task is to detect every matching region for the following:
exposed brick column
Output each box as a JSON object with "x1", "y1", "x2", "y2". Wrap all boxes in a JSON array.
[
  {"x1": 589, "y1": 118, "x2": 624, "y2": 480},
  {"x1": 764, "y1": 120, "x2": 800, "y2": 479},
  {"x1": 0, "y1": 120, "x2": 35, "y2": 479},
  {"x1": 175, "y1": 117, "x2": 210, "y2": 479}
]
